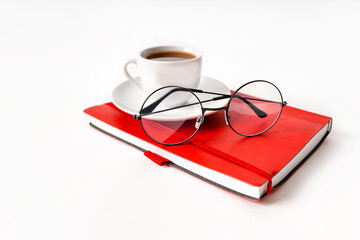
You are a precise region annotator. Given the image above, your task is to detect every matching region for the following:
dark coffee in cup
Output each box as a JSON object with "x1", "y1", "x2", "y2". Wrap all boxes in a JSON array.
[
  {"x1": 145, "y1": 51, "x2": 196, "y2": 61},
  {"x1": 124, "y1": 45, "x2": 202, "y2": 94}
]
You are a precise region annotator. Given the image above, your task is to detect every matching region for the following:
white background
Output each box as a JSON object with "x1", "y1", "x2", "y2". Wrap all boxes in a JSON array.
[{"x1": 1, "y1": 0, "x2": 359, "y2": 239}]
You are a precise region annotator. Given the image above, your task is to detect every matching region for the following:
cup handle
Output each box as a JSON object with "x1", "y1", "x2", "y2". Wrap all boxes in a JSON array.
[{"x1": 124, "y1": 58, "x2": 142, "y2": 89}]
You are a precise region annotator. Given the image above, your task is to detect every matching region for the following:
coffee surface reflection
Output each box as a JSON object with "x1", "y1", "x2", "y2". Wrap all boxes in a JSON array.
[{"x1": 145, "y1": 51, "x2": 196, "y2": 61}]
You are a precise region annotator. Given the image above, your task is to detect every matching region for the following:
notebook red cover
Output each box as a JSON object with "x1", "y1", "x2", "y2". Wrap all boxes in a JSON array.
[{"x1": 84, "y1": 102, "x2": 332, "y2": 200}]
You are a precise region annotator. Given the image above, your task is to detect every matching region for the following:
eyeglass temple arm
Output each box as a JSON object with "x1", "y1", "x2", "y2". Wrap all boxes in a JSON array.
[
  {"x1": 164, "y1": 88, "x2": 269, "y2": 117},
  {"x1": 139, "y1": 87, "x2": 277, "y2": 118},
  {"x1": 191, "y1": 89, "x2": 289, "y2": 117},
  {"x1": 218, "y1": 95, "x2": 267, "y2": 118},
  {"x1": 140, "y1": 88, "x2": 190, "y2": 115}
]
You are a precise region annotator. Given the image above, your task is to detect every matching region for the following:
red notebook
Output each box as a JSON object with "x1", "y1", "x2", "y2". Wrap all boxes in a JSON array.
[{"x1": 84, "y1": 102, "x2": 332, "y2": 200}]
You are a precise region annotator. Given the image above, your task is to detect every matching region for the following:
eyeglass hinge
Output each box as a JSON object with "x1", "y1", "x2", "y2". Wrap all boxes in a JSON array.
[
  {"x1": 282, "y1": 101, "x2": 288, "y2": 107},
  {"x1": 133, "y1": 115, "x2": 141, "y2": 120}
]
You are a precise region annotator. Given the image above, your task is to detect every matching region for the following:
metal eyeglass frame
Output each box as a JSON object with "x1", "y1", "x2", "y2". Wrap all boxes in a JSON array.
[{"x1": 133, "y1": 80, "x2": 287, "y2": 146}]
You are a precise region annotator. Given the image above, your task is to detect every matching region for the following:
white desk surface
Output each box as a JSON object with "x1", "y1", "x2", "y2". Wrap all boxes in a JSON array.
[{"x1": 1, "y1": 1, "x2": 359, "y2": 239}]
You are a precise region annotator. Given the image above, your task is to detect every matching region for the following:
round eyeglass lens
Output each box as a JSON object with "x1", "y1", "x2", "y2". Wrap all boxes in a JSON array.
[
  {"x1": 140, "y1": 86, "x2": 203, "y2": 145},
  {"x1": 227, "y1": 80, "x2": 283, "y2": 136}
]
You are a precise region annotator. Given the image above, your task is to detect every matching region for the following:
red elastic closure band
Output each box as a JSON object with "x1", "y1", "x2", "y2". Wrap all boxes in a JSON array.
[
  {"x1": 191, "y1": 140, "x2": 273, "y2": 195},
  {"x1": 144, "y1": 151, "x2": 170, "y2": 166}
]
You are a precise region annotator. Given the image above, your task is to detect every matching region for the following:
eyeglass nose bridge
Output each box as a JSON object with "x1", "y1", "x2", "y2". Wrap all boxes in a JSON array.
[{"x1": 201, "y1": 106, "x2": 229, "y2": 126}]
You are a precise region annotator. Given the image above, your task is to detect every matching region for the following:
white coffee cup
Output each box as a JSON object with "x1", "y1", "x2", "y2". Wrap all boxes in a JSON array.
[{"x1": 124, "y1": 46, "x2": 202, "y2": 95}]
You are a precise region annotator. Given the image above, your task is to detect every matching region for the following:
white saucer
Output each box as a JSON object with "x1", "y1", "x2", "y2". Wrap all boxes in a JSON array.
[{"x1": 111, "y1": 75, "x2": 231, "y2": 120}]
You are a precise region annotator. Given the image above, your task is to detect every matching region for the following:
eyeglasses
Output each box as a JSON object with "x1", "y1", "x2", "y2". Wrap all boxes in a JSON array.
[{"x1": 133, "y1": 80, "x2": 287, "y2": 146}]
